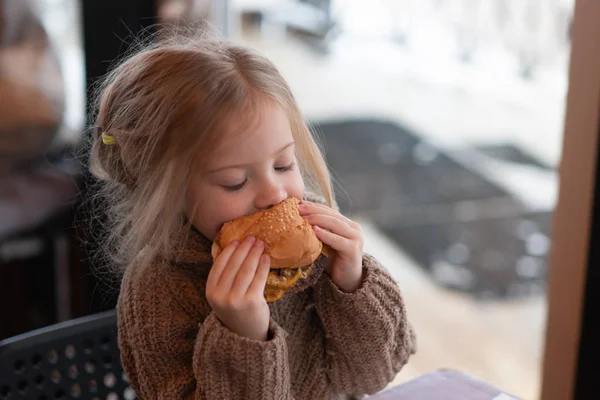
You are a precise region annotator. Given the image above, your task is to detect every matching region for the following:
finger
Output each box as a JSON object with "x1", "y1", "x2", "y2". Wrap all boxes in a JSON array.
[
  {"x1": 298, "y1": 201, "x2": 333, "y2": 216},
  {"x1": 248, "y1": 254, "x2": 271, "y2": 297},
  {"x1": 304, "y1": 214, "x2": 359, "y2": 240},
  {"x1": 231, "y1": 239, "x2": 265, "y2": 294},
  {"x1": 216, "y1": 236, "x2": 256, "y2": 291},
  {"x1": 300, "y1": 203, "x2": 356, "y2": 227},
  {"x1": 313, "y1": 225, "x2": 358, "y2": 254},
  {"x1": 299, "y1": 202, "x2": 359, "y2": 228},
  {"x1": 207, "y1": 240, "x2": 239, "y2": 291}
]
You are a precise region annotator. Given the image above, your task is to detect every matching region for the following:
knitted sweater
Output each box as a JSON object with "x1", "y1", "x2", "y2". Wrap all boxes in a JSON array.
[{"x1": 117, "y1": 199, "x2": 417, "y2": 399}]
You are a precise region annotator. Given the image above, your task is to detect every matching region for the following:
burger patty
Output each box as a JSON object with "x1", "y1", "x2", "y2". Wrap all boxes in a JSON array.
[
  {"x1": 265, "y1": 254, "x2": 327, "y2": 295},
  {"x1": 289, "y1": 254, "x2": 327, "y2": 293}
]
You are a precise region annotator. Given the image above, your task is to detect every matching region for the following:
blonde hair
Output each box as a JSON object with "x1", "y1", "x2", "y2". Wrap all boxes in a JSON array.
[{"x1": 86, "y1": 28, "x2": 335, "y2": 277}]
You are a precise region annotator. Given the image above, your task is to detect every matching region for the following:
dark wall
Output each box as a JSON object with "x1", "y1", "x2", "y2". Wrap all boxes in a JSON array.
[
  {"x1": 574, "y1": 96, "x2": 600, "y2": 398},
  {"x1": 81, "y1": 0, "x2": 158, "y2": 118},
  {"x1": 79, "y1": 0, "x2": 158, "y2": 312}
]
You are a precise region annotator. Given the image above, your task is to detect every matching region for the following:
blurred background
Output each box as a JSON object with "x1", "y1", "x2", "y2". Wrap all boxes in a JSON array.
[{"x1": 0, "y1": 0, "x2": 573, "y2": 398}]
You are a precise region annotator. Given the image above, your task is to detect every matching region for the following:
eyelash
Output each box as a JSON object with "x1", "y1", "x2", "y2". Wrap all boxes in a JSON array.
[
  {"x1": 222, "y1": 162, "x2": 296, "y2": 192},
  {"x1": 275, "y1": 162, "x2": 295, "y2": 172},
  {"x1": 223, "y1": 180, "x2": 247, "y2": 192}
]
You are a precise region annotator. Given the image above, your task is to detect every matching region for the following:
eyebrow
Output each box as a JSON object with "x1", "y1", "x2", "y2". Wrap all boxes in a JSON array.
[{"x1": 207, "y1": 141, "x2": 295, "y2": 174}]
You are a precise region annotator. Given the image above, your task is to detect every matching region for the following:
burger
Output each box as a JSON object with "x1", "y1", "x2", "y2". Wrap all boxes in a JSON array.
[{"x1": 211, "y1": 197, "x2": 329, "y2": 302}]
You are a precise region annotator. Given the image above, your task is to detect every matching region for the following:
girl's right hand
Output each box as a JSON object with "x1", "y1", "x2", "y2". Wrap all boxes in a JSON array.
[{"x1": 206, "y1": 236, "x2": 271, "y2": 341}]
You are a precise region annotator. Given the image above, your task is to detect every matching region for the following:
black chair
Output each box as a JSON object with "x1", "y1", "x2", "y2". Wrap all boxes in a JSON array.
[{"x1": 0, "y1": 309, "x2": 135, "y2": 400}]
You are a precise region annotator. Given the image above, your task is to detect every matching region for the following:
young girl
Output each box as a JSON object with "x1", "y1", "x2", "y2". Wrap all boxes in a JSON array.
[{"x1": 89, "y1": 29, "x2": 416, "y2": 399}]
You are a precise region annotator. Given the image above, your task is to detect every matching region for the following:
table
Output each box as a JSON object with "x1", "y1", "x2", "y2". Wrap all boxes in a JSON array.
[{"x1": 368, "y1": 370, "x2": 521, "y2": 400}]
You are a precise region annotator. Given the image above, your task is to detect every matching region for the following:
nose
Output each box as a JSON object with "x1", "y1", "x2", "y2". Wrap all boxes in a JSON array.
[{"x1": 254, "y1": 179, "x2": 287, "y2": 210}]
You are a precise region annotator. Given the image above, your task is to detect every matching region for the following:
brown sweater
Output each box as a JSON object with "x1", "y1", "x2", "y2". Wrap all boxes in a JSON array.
[{"x1": 117, "y1": 198, "x2": 417, "y2": 399}]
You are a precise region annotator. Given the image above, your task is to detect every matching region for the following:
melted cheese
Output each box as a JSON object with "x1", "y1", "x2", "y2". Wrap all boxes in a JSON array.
[
  {"x1": 266, "y1": 268, "x2": 302, "y2": 289},
  {"x1": 264, "y1": 289, "x2": 286, "y2": 303}
]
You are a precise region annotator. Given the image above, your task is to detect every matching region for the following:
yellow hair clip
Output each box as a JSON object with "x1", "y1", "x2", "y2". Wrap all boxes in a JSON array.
[{"x1": 101, "y1": 132, "x2": 116, "y2": 145}]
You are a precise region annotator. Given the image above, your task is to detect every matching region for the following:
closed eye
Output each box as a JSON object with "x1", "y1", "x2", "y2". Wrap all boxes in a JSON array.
[
  {"x1": 222, "y1": 180, "x2": 247, "y2": 191},
  {"x1": 275, "y1": 162, "x2": 295, "y2": 172}
]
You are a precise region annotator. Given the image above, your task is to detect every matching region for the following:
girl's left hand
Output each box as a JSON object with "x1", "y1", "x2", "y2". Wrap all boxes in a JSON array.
[{"x1": 299, "y1": 201, "x2": 364, "y2": 293}]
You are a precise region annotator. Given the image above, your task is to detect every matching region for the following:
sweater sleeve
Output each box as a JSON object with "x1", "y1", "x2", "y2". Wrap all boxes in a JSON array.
[
  {"x1": 117, "y1": 264, "x2": 294, "y2": 399},
  {"x1": 193, "y1": 313, "x2": 292, "y2": 399},
  {"x1": 313, "y1": 253, "x2": 417, "y2": 396}
]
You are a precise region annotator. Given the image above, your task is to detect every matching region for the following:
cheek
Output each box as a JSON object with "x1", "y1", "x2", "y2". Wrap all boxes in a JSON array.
[
  {"x1": 289, "y1": 169, "x2": 305, "y2": 198},
  {"x1": 185, "y1": 183, "x2": 226, "y2": 239},
  {"x1": 194, "y1": 194, "x2": 249, "y2": 240}
]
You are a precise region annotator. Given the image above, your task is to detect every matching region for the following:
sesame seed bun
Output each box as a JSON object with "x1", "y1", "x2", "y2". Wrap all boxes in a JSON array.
[{"x1": 211, "y1": 197, "x2": 326, "y2": 302}]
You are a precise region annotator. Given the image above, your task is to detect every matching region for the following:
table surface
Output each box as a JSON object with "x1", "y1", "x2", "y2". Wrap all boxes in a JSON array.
[{"x1": 368, "y1": 370, "x2": 521, "y2": 400}]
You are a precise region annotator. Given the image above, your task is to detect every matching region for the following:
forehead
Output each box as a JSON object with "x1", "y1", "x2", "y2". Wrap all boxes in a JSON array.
[{"x1": 209, "y1": 101, "x2": 294, "y2": 167}]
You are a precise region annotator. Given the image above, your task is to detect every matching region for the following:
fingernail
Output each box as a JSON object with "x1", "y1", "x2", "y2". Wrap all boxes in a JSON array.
[
  {"x1": 246, "y1": 235, "x2": 256, "y2": 244},
  {"x1": 313, "y1": 226, "x2": 321, "y2": 231},
  {"x1": 231, "y1": 240, "x2": 239, "y2": 247},
  {"x1": 255, "y1": 240, "x2": 264, "y2": 249}
]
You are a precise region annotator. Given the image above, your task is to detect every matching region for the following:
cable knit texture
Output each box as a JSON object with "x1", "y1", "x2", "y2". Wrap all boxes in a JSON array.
[{"x1": 117, "y1": 194, "x2": 417, "y2": 399}]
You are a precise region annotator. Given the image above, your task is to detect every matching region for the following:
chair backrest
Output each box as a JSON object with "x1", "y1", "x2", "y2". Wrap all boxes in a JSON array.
[{"x1": 0, "y1": 309, "x2": 136, "y2": 400}]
